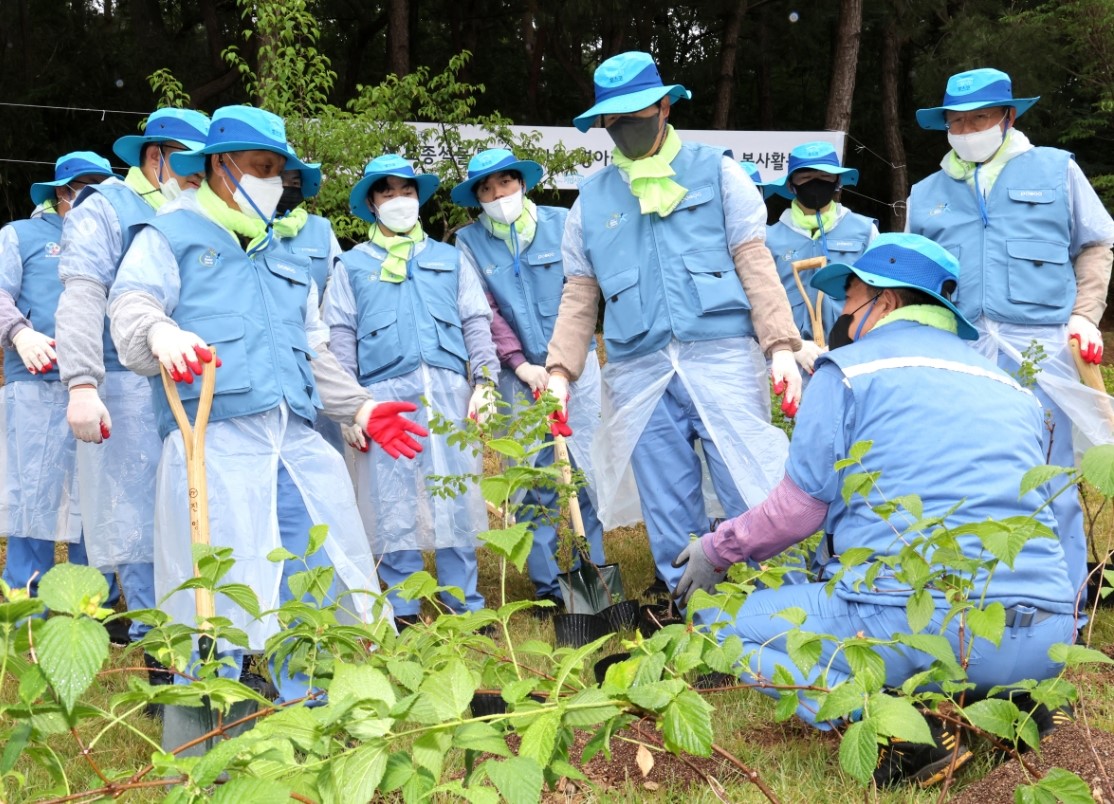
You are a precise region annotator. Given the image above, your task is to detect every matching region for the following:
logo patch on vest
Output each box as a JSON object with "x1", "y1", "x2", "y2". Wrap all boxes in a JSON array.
[
  {"x1": 367, "y1": 272, "x2": 379, "y2": 282},
  {"x1": 44, "y1": 242, "x2": 61, "y2": 258},
  {"x1": 270, "y1": 260, "x2": 298, "y2": 276},
  {"x1": 198, "y1": 248, "x2": 221, "y2": 268},
  {"x1": 1013, "y1": 190, "x2": 1046, "y2": 200},
  {"x1": 75, "y1": 217, "x2": 98, "y2": 237},
  {"x1": 483, "y1": 264, "x2": 496, "y2": 275},
  {"x1": 532, "y1": 250, "x2": 557, "y2": 262},
  {"x1": 605, "y1": 212, "x2": 627, "y2": 230},
  {"x1": 928, "y1": 202, "x2": 950, "y2": 217}
]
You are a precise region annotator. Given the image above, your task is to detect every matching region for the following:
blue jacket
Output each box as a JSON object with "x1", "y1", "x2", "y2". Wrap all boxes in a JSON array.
[
  {"x1": 456, "y1": 206, "x2": 567, "y2": 366},
  {"x1": 4, "y1": 216, "x2": 64, "y2": 383},
  {"x1": 143, "y1": 209, "x2": 321, "y2": 439},
  {"x1": 799, "y1": 319, "x2": 1073, "y2": 612},
  {"x1": 278, "y1": 214, "x2": 334, "y2": 295},
  {"x1": 580, "y1": 143, "x2": 753, "y2": 362},
  {"x1": 338, "y1": 239, "x2": 469, "y2": 384},
  {"x1": 908, "y1": 148, "x2": 1074, "y2": 325},
  {"x1": 766, "y1": 210, "x2": 875, "y2": 340}
]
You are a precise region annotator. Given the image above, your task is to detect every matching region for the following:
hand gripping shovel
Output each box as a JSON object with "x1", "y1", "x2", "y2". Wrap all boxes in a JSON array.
[
  {"x1": 1070, "y1": 337, "x2": 1114, "y2": 430},
  {"x1": 791, "y1": 256, "x2": 828, "y2": 347},
  {"x1": 159, "y1": 351, "x2": 257, "y2": 756}
]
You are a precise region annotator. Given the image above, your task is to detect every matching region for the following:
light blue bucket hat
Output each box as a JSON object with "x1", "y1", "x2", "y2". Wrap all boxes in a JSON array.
[
  {"x1": 285, "y1": 143, "x2": 322, "y2": 199},
  {"x1": 811, "y1": 232, "x2": 977, "y2": 340},
  {"x1": 30, "y1": 151, "x2": 116, "y2": 206},
  {"x1": 349, "y1": 154, "x2": 440, "y2": 223},
  {"x1": 450, "y1": 148, "x2": 543, "y2": 207},
  {"x1": 916, "y1": 68, "x2": 1039, "y2": 131},
  {"x1": 573, "y1": 51, "x2": 691, "y2": 133},
  {"x1": 113, "y1": 108, "x2": 210, "y2": 168},
  {"x1": 169, "y1": 106, "x2": 311, "y2": 177},
  {"x1": 766, "y1": 141, "x2": 858, "y2": 200}
]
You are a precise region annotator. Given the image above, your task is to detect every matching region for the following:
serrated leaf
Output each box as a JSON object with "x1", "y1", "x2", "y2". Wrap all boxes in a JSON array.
[
  {"x1": 0, "y1": 721, "x2": 31, "y2": 775},
  {"x1": 967, "y1": 603, "x2": 1006, "y2": 647},
  {"x1": 410, "y1": 659, "x2": 475, "y2": 724},
  {"x1": 1020, "y1": 464, "x2": 1073, "y2": 497},
  {"x1": 870, "y1": 695, "x2": 933, "y2": 744},
  {"x1": 1048, "y1": 643, "x2": 1114, "y2": 667},
  {"x1": 518, "y1": 710, "x2": 559, "y2": 765},
  {"x1": 1032, "y1": 767, "x2": 1093, "y2": 804},
  {"x1": 484, "y1": 756, "x2": 543, "y2": 804},
  {"x1": 906, "y1": 589, "x2": 934, "y2": 634},
  {"x1": 412, "y1": 730, "x2": 450, "y2": 779},
  {"x1": 816, "y1": 680, "x2": 866, "y2": 723},
  {"x1": 845, "y1": 644, "x2": 886, "y2": 693},
  {"x1": 839, "y1": 547, "x2": 875, "y2": 567},
  {"x1": 839, "y1": 719, "x2": 878, "y2": 784},
  {"x1": 662, "y1": 689, "x2": 713, "y2": 756},
  {"x1": 330, "y1": 663, "x2": 396, "y2": 709},
  {"x1": 849, "y1": 440, "x2": 873, "y2": 462},
  {"x1": 477, "y1": 523, "x2": 533, "y2": 572},
  {"x1": 266, "y1": 547, "x2": 298, "y2": 563},
  {"x1": 625, "y1": 679, "x2": 682, "y2": 712},
  {"x1": 18, "y1": 665, "x2": 47, "y2": 704},
  {"x1": 307, "y1": 524, "x2": 329, "y2": 557},
  {"x1": 452, "y1": 722, "x2": 511, "y2": 756},
  {"x1": 562, "y1": 687, "x2": 622, "y2": 728},
  {"x1": 774, "y1": 689, "x2": 799, "y2": 722},
  {"x1": 380, "y1": 751, "x2": 414, "y2": 793},
  {"x1": 216, "y1": 583, "x2": 261, "y2": 618},
  {"x1": 386, "y1": 658, "x2": 424, "y2": 691},
  {"x1": 211, "y1": 777, "x2": 292, "y2": 803},
  {"x1": 964, "y1": 698, "x2": 1019, "y2": 741},
  {"x1": 486, "y1": 438, "x2": 527, "y2": 462},
  {"x1": 1082, "y1": 444, "x2": 1114, "y2": 496},
  {"x1": 37, "y1": 564, "x2": 110, "y2": 617},
  {"x1": 775, "y1": 606, "x2": 807, "y2": 626},
  {"x1": 36, "y1": 616, "x2": 108, "y2": 711},
  {"x1": 786, "y1": 630, "x2": 822, "y2": 673},
  {"x1": 895, "y1": 633, "x2": 961, "y2": 670}
]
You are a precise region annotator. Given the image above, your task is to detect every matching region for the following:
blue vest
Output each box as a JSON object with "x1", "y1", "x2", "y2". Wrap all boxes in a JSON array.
[
  {"x1": 75, "y1": 181, "x2": 158, "y2": 372},
  {"x1": 766, "y1": 211, "x2": 875, "y2": 340},
  {"x1": 456, "y1": 206, "x2": 567, "y2": 366},
  {"x1": 279, "y1": 214, "x2": 334, "y2": 295},
  {"x1": 143, "y1": 209, "x2": 321, "y2": 439},
  {"x1": 579, "y1": 143, "x2": 753, "y2": 362},
  {"x1": 4, "y1": 216, "x2": 64, "y2": 383},
  {"x1": 338, "y1": 239, "x2": 469, "y2": 384},
  {"x1": 908, "y1": 148, "x2": 1074, "y2": 325},
  {"x1": 811, "y1": 320, "x2": 1072, "y2": 611}
]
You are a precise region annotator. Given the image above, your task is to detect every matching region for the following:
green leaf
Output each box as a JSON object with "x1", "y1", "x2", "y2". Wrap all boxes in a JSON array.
[
  {"x1": 1082, "y1": 444, "x2": 1114, "y2": 496},
  {"x1": 307, "y1": 524, "x2": 329, "y2": 557},
  {"x1": 452, "y1": 722, "x2": 511, "y2": 756},
  {"x1": 775, "y1": 606, "x2": 807, "y2": 626},
  {"x1": 964, "y1": 698, "x2": 1019, "y2": 741},
  {"x1": 625, "y1": 679, "x2": 683, "y2": 712},
  {"x1": 1019, "y1": 464, "x2": 1074, "y2": 497},
  {"x1": 330, "y1": 663, "x2": 396, "y2": 709},
  {"x1": 816, "y1": 680, "x2": 866, "y2": 723},
  {"x1": 477, "y1": 523, "x2": 533, "y2": 572},
  {"x1": 906, "y1": 589, "x2": 935, "y2": 634},
  {"x1": 561, "y1": 688, "x2": 622, "y2": 728},
  {"x1": 0, "y1": 721, "x2": 31, "y2": 775},
  {"x1": 849, "y1": 440, "x2": 873, "y2": 462},
  {"x1": 662, "y1": 689, "x2": 714, "y2": 756},
  {"x1": 870, "y1": 695, "x2": 933, "y2": 744},
  {"x1": 839, "y1": 719, "x2": 878, "y2": 785},
  {"x1": 37, "y1": 564, "x2": 110, "y2": 617},
  {"x1": 774, "y1": 689, "x2": 800, "y2": 722},
  {"x1": 839, "y1": 547, "x2": 875, "y2": 568},
  {"x1": 266, "y1": 547, "x2": 298, "y2": 563},
  {"x1": 894, "y1": 633, "x2": 961, "y2": 669},
  {"x1": 1048, "y1": 643, "x2": 1114, "y2": 667},
  {"x1": 485, "y1": 438, "x2": 527, "y2": 462},
  {"x1": 786, "y1": 630, "x2": 823, "y2": 674},
  {"x1": 484, "y1": 756, "x2": 543, "y2": 804},
  {"x1": 18, "y1": 665, "x2": 48, "y2": 704},
  {"x1": 844, "y1": 644, "x2": 887, "y2": 693},
  {"x1": 216, "y1": 583, "x2": 261, "y2": 618},
  {"x1": 518, "y1": 710, "x2": 559, "y2": 766},
  {"x1": 36, "y1": 616, "x2": 108, "y2": 711},
  {"x1": 1030, "y1": 767, "x2": 1094, "y2": 804},
  {"x1": 410, "y1": 659, "x2": 475, "y2": 724},
  {"x1": 967, "y1": 603, "x2": 1006, "y2": 647},
  {"x1": 211, "y1": 778, "x2": 292, "y2": 803},
  {"x1": 412, "y1": 730, "x2": 450, "y2": 779}
]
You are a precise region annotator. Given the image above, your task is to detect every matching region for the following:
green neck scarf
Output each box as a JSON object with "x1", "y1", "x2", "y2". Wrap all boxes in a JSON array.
[
  {"x1": 873, "y1": 304, "x2": 958, "y2": 335},
  {"x1": 790, "y1": 200, "x2": 839, "y2": 240},
  {"x1": 941, "y1": 130, "x2": 1027, "y2": 194},
  {"x1": 196, "y1": 180, "x2": 309, "y2": 254},
  {"x1": 124, "y1": 166, "x2": 165, "y2": 211},
  {"x1": 369, "y1": 223, "x2": 425, "y2": 283},
  {"x1": 611, "y1": 125, "x2": 687, "y2": 217}
]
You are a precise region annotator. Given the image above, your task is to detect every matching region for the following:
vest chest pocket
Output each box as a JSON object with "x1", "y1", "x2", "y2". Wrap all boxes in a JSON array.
[
  {"x1": 1005, "y1": 239, "x2": 1072, "y2": 309},
  {"x1": 682, "y1": 249, "x2": 749, "y2": 314},
  {"x1": 536, "y1": 294, "x2": 561, "y2": 323},
  {"x1": 1008, "y1": 188, "x2": 1056, "y2": 205},
  {"x1": 525, "y1": 250, "x2": 566, "y2": 298},
  {"x1": 357, "y1": 308, "x2": 404, "y2": 376},
  {"x1": 826, "y1": 239, "x2": 866, "y2": 259},
  {"x1": 597, "y1": 266, "x2": 647, "y2": 343},
  {"x1": 173, "y1": 314, "x2": 251, "y2": 402},
  {"x1": 260, "y1": 254, "x2": 311, "y2": 317},
  {"x1": 428, "y1": 304, "x2": 469, "y2": 361}
]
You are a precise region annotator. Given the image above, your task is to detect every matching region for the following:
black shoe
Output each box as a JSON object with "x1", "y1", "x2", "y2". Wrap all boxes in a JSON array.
[
  {"x1": 873, "y1": 718, "x2": 973, "y2": 788},
  {"x1": 642, "y1": 578, "x2": 670, "y2": 599},
  {"x1": 105, "y1": 617, "x2": 132, "y2": 648},
  {"x1": 143, "y1": 653, "x2": 172, "y2": 719},
  {"x1": 530, "y1": 594, "x2": 565, "y2": 620},
  {"x1": 1016, "y1": 693, "x2": 1074, "y2": 744},
  {"x1": 239, "y1": 668, "x2": 279, "y2": 701}
]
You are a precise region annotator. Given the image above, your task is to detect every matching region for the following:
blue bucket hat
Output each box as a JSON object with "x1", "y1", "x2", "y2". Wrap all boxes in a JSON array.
[
  {"x1": 573, "y1": 51, "x2": 691, "y2": 133},
  {"x1": 170, "y1": 106, "x2": 311, "y2": 177},
  {"x1": 916, "y1": 68, "x2": 1039, "y2": 131},
  {"x1": 30, "y1": 151, "x2": 116, "y2": 206},
  {"x1": 349, "y1": 154, "x2": 440, "y2": 223},
  {"x1": 766, "y1": 142, "x2": 858, "y2": 200},
  {"x1": 113, "y1": 108, "x2": 210, "y2": 168},
  {"x1": 285, "y1": 143, "x2": 321, "y2": 199},
  {"x1": 811, "y1": 233, "x2": 977, "y2": 340},
  {"x1": 450, "y1": 148, "x2": 544, "y2": 207}
]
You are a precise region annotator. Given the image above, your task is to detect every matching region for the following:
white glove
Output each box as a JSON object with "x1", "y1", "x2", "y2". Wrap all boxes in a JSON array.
[
  {"x1": 467, "y1": 383, "x2": 499, "y2": 425},
  {"x1": 67, "y1": 385, "x2": 111, "y2": 443},
  {"x1": 12, "y1": 327, "x2": 56, "y2": 374},
  {"x1": 770, "y1": 348, "x2": 803, "y2": 417},
  {"x1": 1069, "y1": 314, "x2": 1104, "y2": 365},
  {"x1": 514, "y1": 362, "x2": 549, "y2": 393},
  {"x1": 794, "y1": 341, "x2": 826, "y2": 374},
  {"x1": 342, "y1": 421, "x2": 368, "y2": 452},
  {"x1": 147, "y1": 322, "x2": 215, "y2": 383}
]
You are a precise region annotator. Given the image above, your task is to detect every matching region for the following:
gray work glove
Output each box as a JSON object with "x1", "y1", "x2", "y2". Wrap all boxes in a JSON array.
[{"x1": 671, "y1": 536, "x2": 728, "y2": 605}]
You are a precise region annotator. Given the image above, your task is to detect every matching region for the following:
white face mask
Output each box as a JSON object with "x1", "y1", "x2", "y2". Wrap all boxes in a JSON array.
[
  {"x1": 233, "y1": 173, "x2": 284, "y2": 222},
  {"x1": 375, "y1": 196, "x2": 420, "y2": 233},
  {"x1": 948, "y1": 116, "x2": 1007, "y2": 163},
  {"x1": 481, "y1": 190, "x2": 524, "y2": 226},
  {"x1": 157, "y1": 154, "x2": 183, "y2": 201}
]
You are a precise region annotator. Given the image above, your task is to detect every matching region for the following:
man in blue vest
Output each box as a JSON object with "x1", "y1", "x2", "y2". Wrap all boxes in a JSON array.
[
  {"x1": 907, "y1": 68, "x2": 1114, "y2": 611},
  {"x1": 673, "y1": 233, "x2": 1077, "y2": 786},
  {"x1": 54, "y1": 108, "x2": 211, "y2": 649},
  {"x1": 107, "y1": 106, "x2": 424, "y2": 700},
  {"x1": 544, "y1": 51, "x2": 802, "y2": 596}
]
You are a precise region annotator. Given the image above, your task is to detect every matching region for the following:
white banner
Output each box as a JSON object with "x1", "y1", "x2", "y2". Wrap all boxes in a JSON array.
[{"x1": 407, "y1": 124, "x2": 845, "y2": 190}]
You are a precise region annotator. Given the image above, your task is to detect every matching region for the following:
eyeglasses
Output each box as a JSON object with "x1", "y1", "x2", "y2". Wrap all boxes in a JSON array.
[{"x1": 943, "y1": 110, "x2": 1007, "y2": 134}]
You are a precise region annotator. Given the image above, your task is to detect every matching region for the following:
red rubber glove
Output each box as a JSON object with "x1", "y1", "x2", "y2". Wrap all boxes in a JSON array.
[
  {"x1": 1069, "y1": 315, "x2": 1104, "y2": 365},
  {"x1": 356, "y1": 400, "x2": 429, "y2": 460},
  {"x1": 538, "y1": 374, "x2": 573, "y2": 437},
  {"x1": 772, "y1": 378, "x2": 798, "y2": 418}
]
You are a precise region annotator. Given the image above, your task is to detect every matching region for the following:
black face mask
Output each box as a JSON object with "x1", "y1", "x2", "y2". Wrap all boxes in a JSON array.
[
  {"x1": 606, "y1": 110, "x2": 665, "y2": 160},
  {"x1": 792, "y1": 177, "x2": 838, "y2": 211},
  {"x1": 276, "y1": 185, "x2": 304, "y2": 216},
  {"x1": 828, "y1": 292, "x2": 881, "y2": 349}
]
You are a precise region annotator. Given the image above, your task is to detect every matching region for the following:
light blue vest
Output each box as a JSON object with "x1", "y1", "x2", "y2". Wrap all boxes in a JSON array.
[
  {"x1": 456, "y1": 206, "x2": 567, "y2": 366},
  {"x1": 808, "y1": 320, "x2": 1073, "y2": 612},
  {"x1": 4, "y1": 216, "x2": 64, "y2": 383},
  {"x1": 908, "y1": 148, "x2": 1074, "y2": 325},
  {"x1": 75, "y1": 181, "x2": 158, "y2": 372},
  {"x1": 279, "y1": 214, "x2": 334, "y2": 294},
  {"x1": 766, "y1": 211, "x2": 875, "y2": 340},
  {"x1": 143, "y1": 210, "x2": 321, "y2": 439},
  {"x1": 339, "y1": 239, "x2": 469, "y2": 384},
  {"x1": 579, "y1": 143, "x2": 753, "y2": 362}
]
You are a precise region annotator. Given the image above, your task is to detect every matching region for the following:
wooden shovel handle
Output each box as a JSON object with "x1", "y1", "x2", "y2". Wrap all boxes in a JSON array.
[
  {"x1": 791, "y1": 256, "x2": 828, "y2": 348},
  {"x1": 1069, "y1": 337, "x2": 1114, "y2": 430},
  {"x1": 552, "y1": 434, "x2": 586, "y2": 540}
]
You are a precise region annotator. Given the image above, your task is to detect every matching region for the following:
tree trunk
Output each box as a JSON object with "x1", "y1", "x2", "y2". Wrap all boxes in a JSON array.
[
  {"x1": 712, "y1": 0, "x2": 746, "y2": 130},
  {"x1": 880, "y1": 17, "x2": 908, "y2": 232},
  {"x1": 198, "y1": 0, "x2": 226, "y2": 72},
  {"x1": 387, "y1": 0, "x2": 410, "y2": 77},
  {"x1": 755, "y1": 4, "x2": 773, "y2": 130},
  {"x1": 825, "y1": 0, "x2": 863, "y2": 133}
]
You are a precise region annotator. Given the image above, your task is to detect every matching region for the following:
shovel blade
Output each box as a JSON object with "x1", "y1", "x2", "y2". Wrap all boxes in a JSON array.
[{"x1": 161, "y1": 698, "x2": 258, "y2": 757}]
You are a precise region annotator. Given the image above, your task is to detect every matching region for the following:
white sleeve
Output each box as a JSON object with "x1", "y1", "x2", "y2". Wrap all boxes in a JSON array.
[
  {"x1": 1066, "y1": 159, "x2": 1114, "y2": 257},
  {"x1": 721, "y1": 156, "x2": 769, "y2": 249},
  {"x1": 304, "y1": 279, "x2": 330, "y2": 350},
  {"x1": 561, "y1": 200, "x2": 596, "y2": 279}
]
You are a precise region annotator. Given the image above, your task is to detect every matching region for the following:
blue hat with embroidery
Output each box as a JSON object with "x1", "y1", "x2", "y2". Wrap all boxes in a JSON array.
[
  {"x1": 30, "y1": 151, "x2": 116, "y2": 206},
  {"x1": 739, "y1": 160, "x2": 773, "y2": 199},
  {"x1": 113, "y1": 108, "x2": 210, "y2": 168},
  {"x1": 170, "y1": 106, "x2": 311, "y2": 177},
  {"x1": 349, "y1": 154, "x2": 440, "y2": 223},
  {"x1": 573, "y1": 51, "x2": 691, "y2": 133},
  {"x1": 285, "y1": 143, "x2": 321, "y2": 199},
  {"x1": 766, "y1": 141, "x2": 858, "y2": 200},
  {"x1": 916, "y1": 68, "x2": 1039, "y2": 131},
  {"x1": 450, "y1": 148, "x2": 544, "y2": 207},
  {"x1": 811, "y1": 233, "x2": 977, "y2": 340}
]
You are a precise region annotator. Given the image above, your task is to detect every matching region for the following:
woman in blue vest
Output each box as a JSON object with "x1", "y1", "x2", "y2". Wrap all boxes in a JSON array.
[
  {"x1": 765, "y1": 142, "x2": 878, "y2": 376},
  {"x1": 674, "y1": 234, "x2": 1076, "y2": 785},
  {"x1": 452, "y1": 148, "x2": 606, "y2": 613},
  {"x1": 323, "y1": 154, "x2": 499, "y2": 626},
  {"x1": 0, "y1": 152, "x2": 118, "y2": 598},
  {"x1": 107, "y1": 107, "x2": 421, "y2": 699}
]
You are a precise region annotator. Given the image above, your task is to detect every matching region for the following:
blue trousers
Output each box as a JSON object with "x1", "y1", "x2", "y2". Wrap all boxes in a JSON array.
[
  {"x1": 377, "y1": 547, "x2": 484, "y2": 618},
  {"x1": 2, "y1": 534, "x2": 119, "y2": 605},
  {"x1": 629, "y1": 375, "x2": 748, "y2": 592},
  {"x1": 711, "y1": 583, "x2": 1075, "y2": 728}
]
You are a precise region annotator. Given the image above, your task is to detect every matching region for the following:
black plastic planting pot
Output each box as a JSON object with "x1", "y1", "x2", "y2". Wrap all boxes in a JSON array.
[
  {"x1": 600, "y1": 599, "x2": 640, "y2": 633},
  {"x1": 638, "y1": 602, "x2": 682, "y2": 638},
  {"x1": 593, "y1": 651, "x2": 632, "y2": 684},
  {"x1": 553, "y1": 612, "x2": 609, "y2": 648}
]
